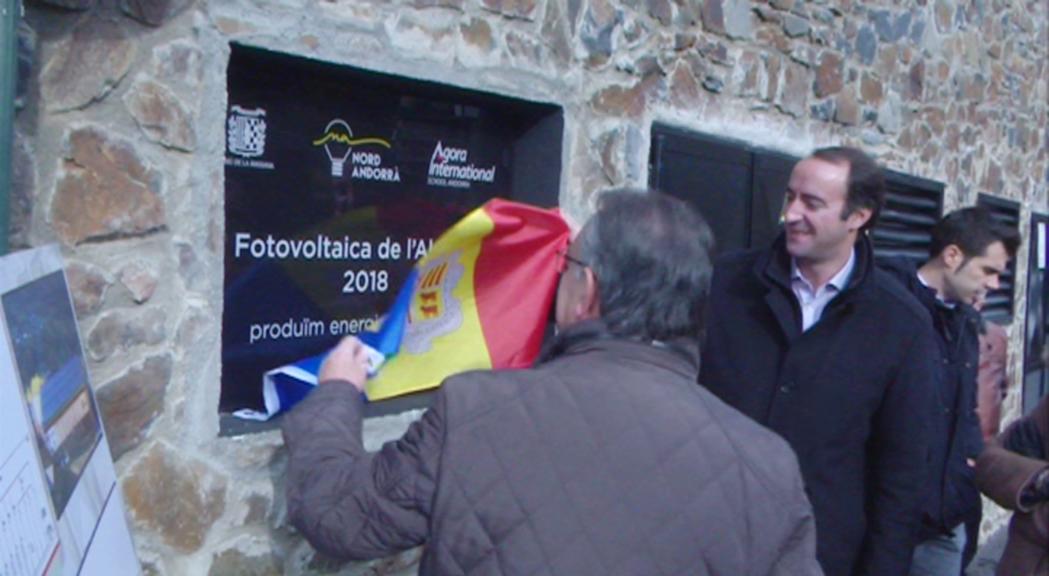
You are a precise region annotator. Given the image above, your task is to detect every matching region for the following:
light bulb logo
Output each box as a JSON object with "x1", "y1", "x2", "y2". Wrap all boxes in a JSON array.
[
  {"x1": 314, "y1": 119, "x2": 353, "y2": 177},
  {"x1": 312, "y1": 119, "x2": 392, "y2": 178}
]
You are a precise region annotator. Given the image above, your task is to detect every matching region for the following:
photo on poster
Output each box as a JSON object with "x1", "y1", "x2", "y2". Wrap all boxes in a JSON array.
[{"x1": 2, "y1": 270, "x2": 102, "y2": 518}]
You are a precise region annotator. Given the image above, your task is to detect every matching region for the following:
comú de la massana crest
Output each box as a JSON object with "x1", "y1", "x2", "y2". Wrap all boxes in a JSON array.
[{"x1": 403, "y1": 251, "x2": 465, "y2": 355}]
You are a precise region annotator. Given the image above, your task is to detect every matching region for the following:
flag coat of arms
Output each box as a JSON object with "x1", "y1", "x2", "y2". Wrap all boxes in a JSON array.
[{"x1": 248, "y1": 199, "x2": 570, "y2": 419}]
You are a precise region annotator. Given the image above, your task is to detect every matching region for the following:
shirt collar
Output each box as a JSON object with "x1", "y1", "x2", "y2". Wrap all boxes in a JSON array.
[
  {"x1": 791, "y1": 248, "x2": 856, "y2": 293},
  {"x1": 916, "y1": 270, "x2": 957, "y2": 309}
]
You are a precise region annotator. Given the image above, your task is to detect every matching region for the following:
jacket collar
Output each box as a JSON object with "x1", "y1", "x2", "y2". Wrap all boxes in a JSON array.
[
  {"x1": 753, "y1": 233, "x2": 874, "y2": 340},
  {"x1": 756, "y1": 232, "x2": 874, "y2": 294},
  {"x1": 537, "y1": 319, "x2": 699, "y2": 379},
  {"x1": 879, "y1": 256, "x2": 982, "y2": 335}
]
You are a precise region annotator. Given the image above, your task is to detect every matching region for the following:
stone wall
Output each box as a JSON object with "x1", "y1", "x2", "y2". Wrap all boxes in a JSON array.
[{"x1": 10, "y1": 0, "x2": 1048, "y2": 573}]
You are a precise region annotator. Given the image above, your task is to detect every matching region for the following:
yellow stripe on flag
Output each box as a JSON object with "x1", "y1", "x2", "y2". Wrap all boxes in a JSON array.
[{"x1": 365, "y1": 206, "x2": 496, "y2": 400}]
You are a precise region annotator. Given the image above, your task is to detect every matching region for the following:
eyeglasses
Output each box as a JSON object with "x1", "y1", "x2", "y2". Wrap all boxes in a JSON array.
[{"x1": 557, "y1": 248, "x2": 589, "y2": 274}]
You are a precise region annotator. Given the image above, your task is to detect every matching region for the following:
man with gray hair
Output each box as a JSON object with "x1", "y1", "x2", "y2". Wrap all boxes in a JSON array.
[{"x1": 283, "y1": 190, "x2": 822, "y2": 575}]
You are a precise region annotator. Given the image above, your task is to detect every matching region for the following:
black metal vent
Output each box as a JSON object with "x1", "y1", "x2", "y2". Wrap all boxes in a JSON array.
[
  {"x1": 648, "y1": 125, "x2": 947, "y2": 269},
  {"x1": 870, "y1": 171, "x2": 945, "y2": 263},
  {"x1": 978, "y1": 194, "x2": 1021, "y2": 324}
]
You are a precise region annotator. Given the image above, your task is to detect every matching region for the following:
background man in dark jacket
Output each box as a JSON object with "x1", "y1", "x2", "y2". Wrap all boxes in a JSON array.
[
  {"x1": 700, "y1": 146, "x2": 938, "y2": 576},
  {"x1": 283, "y1": 191, "x2": 824, "y2": 575},
  {"x1": 880, "y1": 207, "x2": 1018, "y2": 576}
]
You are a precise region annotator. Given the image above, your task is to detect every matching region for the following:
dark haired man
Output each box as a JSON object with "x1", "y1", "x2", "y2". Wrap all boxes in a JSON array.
[
  {"x1": 700, "y1": 147, "x2": 938, "y2": 576},
  {"x1": 880, "y1": 207, "x2": 1019, "y2": 575},
  {"x1": 284, "y1": 191, "x2": 823, "y2": 575}
]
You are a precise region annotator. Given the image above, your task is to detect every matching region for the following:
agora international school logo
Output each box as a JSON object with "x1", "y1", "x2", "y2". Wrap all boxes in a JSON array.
[{"x1": 312, "y1": 119, "x2": 400, "y2": 181}]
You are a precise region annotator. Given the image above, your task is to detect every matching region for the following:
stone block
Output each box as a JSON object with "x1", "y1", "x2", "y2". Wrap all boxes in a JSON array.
[
  {"x1": 647, "y1": 0, "x2": 673, "y2": 26},
  {"x1": 96, "y1": 355, "x2": 171, "y2": 459},
  {"x1": 872, "y1": 9, "x2": 911, "y2": 43},
  {"x1": 208, "y1": 549, "x2": 281, "y2": 576},
  {"x1": 810, "y1": 99, "x2": 834, "y2": 122},
  {"x1": 878, "y1": 93, "x2": 903, "y2": 134},
  {"x1": 782, "y1": 13, "x2": 810, "y2": 38},
  {"x1": 909, "y1": 17, "x2": 926, "y2": 45},
  {"x1": 753, "y1": 4, "x2": 781, "y2": 23},
  {"x1": 701, "y1": 0, "x2": 726, "y2": 35},
  {"x1": 460, "y1": 18, "x2": 494, "y2": 52},
  {"x1": 702, "y1": 73, "x2": 725, "y2": 93},
  {"x1": 65, "y1": 262, "x2": 110, "y2": 319},
  {"x1": 580, "y1": 0, "x2": 619, "y2": 65},
  {"x1": 860, "y1": 72, "x2": 883, "y2": 104},
  {"x1": 590, "y1": 75, "x2": 660, "y2": 118},
  {"x1": 669, "y1": 64, "x2": 702, "y2": 108},
  {"x1": 481, "y1": 0, "x2": 537, "y2": 20},
  {"x1": 506, "y1": 31, "x2": 542, "y2": 64},
  {"x1": 924, "y1": 107, "x2": 946, "y2": 137},
  {"x1": 118, "y1": 262, "x2": 159, "y2": 304},
  {"x1": 151, "y1": 40, "x2": 204, "y2": 90},
  {"x1": 834, "y1": 90, "x2": 860, "y2": 125},
  {"x1": 935, "y1": 0, "x2": 953, "y2": 33},
  {"x1": 40, "y1": 17, "x2": 134, "y2": 112},
  {"x1": 408, "y1": 0, "x2": 465, "y2": 8},
  {"x1": 814, "y1": 51, "x2": 843, "y2": 97},
  {"x1": 699, "y1": 41, "x2": 732, "y2": 65},
  {"x1": 51, "y1": 127, "x2": 165, "y2": 245},
  {"x1": 909, "y1": 60, "x2": 925, "y2": 100},
  {"x1": 755, "y1": 26, "x2": 792, "y2": 54},
  {"x1": 123, "y1": 442, "x2": 227, "y2": 552},
  {"x1": 982, "y1": 161, "x2": 1005, "y2": 195},
  {"x1": 764, "y1": 53, "x2": 783, "y2": 102},
  {"x1": 244, "y1": 493, "x2": 271, "y2": 524},
  {"x1": 120, "y1": 0, "x2": 194, "y2": 26},
  {"x1": 125, "y1": 78, "x2": 196, "y2": 152},
  {"x1": 87, "y1": 308, "x2": 167, "y2": 362},
  {"x1": 776, "y1": 60, "x2": 808, "y2": 117},
  {"x1": 733, "y1": 50, "x2": 763, "y2": 97},
  {"x1": 175, "y1": 306, "x2": 211, "y2": 354},
  {"x1": 855, "y1": 26, "x2": 877, "y2": 65},
  {"x1": 722, "y1": 0, "x2": 753, "y2": 39},
  {"x1": 703, "y1": 0, "x2": 752, "y2": 39}
]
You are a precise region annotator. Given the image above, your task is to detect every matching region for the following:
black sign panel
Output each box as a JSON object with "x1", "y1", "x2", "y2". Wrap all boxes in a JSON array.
[{"x1": 222, "y1": 45, "x2": 562, "y2": 412}]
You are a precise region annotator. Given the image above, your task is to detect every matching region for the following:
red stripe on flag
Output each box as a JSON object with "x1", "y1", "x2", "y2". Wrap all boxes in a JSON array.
[{"x1": 473, "y1": 199, "x2": 570, "y2": 369}]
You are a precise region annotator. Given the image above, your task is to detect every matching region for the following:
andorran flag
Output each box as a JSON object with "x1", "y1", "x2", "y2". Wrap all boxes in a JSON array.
[{"x1": 248, "y1": 198, "x2": 570, "y2": 418}]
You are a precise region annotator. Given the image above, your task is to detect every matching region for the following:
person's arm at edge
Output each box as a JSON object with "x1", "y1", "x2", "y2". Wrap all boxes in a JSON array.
[{"x1": 282, "y1": 337, "x2": 443, "y2": 560}]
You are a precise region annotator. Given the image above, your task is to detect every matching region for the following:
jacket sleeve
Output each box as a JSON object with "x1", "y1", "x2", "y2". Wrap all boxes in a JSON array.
[
  {"x1": 976, "y1": 327, "x2": 1008, "y2": 440},
  {"x1": 769, "y1": 471, "x2": 825, "y2": 576},
  {"x1": 856, "y1": 324, "x2": 937, "y2": 575},
  {"x1": 281, "y1": 382, "x2": 444, "y2": 560},
  {"x1": 976, "y1": 396, "x2": 1049, "y2": 511},
  {"x1": 975, "y1": 401, "x2": 1049, "y2": 554},
  {"x1": 975, "y1": 443, "x2": 1046, "y2": 511}
]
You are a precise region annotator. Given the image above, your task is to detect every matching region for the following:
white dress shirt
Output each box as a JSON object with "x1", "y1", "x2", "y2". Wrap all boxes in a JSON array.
[{"x1": 790, "y1": 249, "x2": 856, "y2": 331}]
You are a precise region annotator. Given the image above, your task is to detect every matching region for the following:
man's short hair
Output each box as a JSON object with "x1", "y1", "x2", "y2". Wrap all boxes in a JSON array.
[
  {"x1": 929, "y1": 206, "x2": 1021, "y2": 262},
  {"x1": 811, "y1": 146, "x2": 886, "y2": 232},
  {"x1": 575, "y1": 189, "x2": 714, "y2": 342}
]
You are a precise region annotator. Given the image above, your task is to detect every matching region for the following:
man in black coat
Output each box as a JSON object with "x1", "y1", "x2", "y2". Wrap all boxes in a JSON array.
[
  {"x1": 880, "y1": 207, "x2": 1018, "y2": 575},
  {"x1": 700, "y1": 146, "x2": 939, "y2": 576}
]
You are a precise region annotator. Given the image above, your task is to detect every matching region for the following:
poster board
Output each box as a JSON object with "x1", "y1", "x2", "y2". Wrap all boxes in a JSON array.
[
  {"x1": 221, "y1": 45, "x2": 562, "y2": 413},
  {"x1": 0, "y1": 245, "x2": 139, "y2": 576}
]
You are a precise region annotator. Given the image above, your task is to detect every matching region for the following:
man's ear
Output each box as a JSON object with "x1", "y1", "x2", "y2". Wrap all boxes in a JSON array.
[
  {"x1": 942, "y1": 244, "x2": 964, "y2": 270},
  {"x1": 846, "y1": 206, "x2": 873, "y2": 232},
  {"x1": 582, "y1": 268, "x2": 601, "y2": 319}
]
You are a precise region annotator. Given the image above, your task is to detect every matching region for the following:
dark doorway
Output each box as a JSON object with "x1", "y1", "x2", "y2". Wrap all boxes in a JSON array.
[{"x1": 1022, "y1": 213, "x2": 1049, "y2": 414}]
